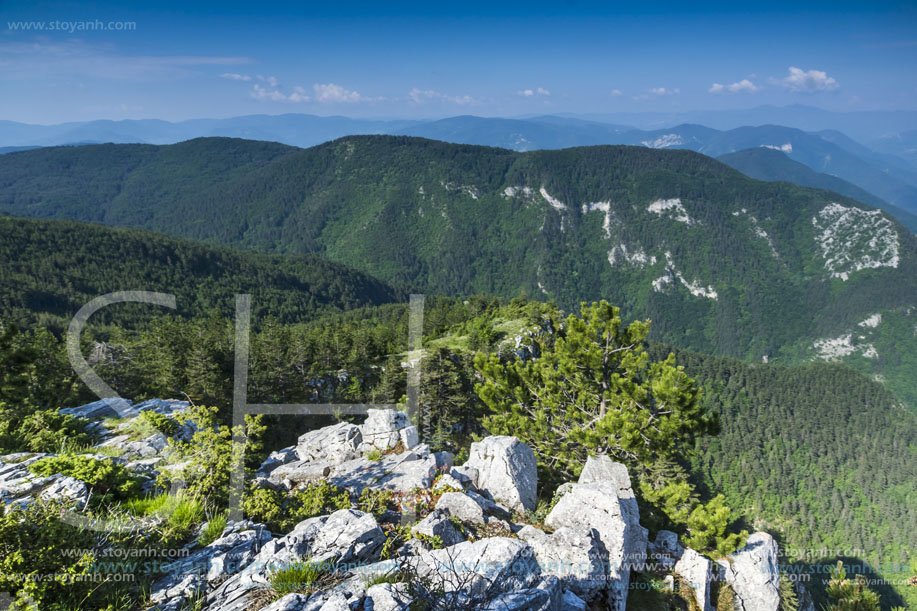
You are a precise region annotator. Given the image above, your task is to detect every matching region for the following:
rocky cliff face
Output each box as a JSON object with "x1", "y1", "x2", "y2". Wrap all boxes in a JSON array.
[{"x1": 2, "y1": 401, "x2": 788, "y2": 610}]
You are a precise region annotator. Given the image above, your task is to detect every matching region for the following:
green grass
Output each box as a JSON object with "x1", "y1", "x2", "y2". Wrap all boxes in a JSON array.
[
  {"x1": 364, "y1": 570, "x2": 407, "y2": 588},
  {"x1": 197, "y1": 511, "x2": 228, "y2": 547},
  {"x1": 269, "y1": 559, "x2": 330, "y2": 596},
  {"x1": 124, "y1": 492, "x2": 206, "y2": 544}
]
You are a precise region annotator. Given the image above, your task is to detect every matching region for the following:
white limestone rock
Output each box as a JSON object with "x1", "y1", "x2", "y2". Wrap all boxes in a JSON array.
[
  {"x1": 718, "y1": 532, "x2": 780, "y2": 611},
  {"x1": 295, "y1": 422, "x2": 362, "y2": 465},
  {"x1": 462, "y1": 436, "x2": 538, "y2": 512},
  {"x1": 545, "y1": 481, "x2": 647, "y2": 611}
]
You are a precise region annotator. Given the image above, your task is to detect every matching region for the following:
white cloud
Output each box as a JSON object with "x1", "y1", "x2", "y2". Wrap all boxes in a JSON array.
[
  {"x1": 649, "y1": 87, "x2": 680, "y2": 96},
  {"x1": 518, "y1": 87, "x2": 550, "y2": 97},
  {"x1": 409, "y1": 87, "x2": 477, "y2": 105},
  {"x1": 257, "y1": 75, "x2": 279, "y2": 88},
  {"x1": 220, "y1": 72, "x2": 251, "y2": 81},
  {"x1": 709, "y1": 78, "x2": 759, "y2": 94},
  {"x1": 610, "y1": 89, "x2": 623, "y2": 96},
  {"x1": 288, "y1": 86, "x2": 310, "y2": 103},
  {"x1": 779, "y1": 66, "x2": 839, "y2": 92},
  {"x1": 313, "y1": 82, "x2": 367, "y2": 103},
  {"x1": 250, "y1": 83, "x2": 288, "y2": 101}
]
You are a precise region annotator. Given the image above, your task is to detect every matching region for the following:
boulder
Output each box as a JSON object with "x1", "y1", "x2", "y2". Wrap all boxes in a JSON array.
[
  {"x1": 481, "y1": 575, "x2": 563, "y2": 610},
  {"x1": 358, "y1": 409, "x2": 418, "y2": 453},
  {"x1": 60, "y1": 398, "x2": 132, "y2": 420},
  {"x1": 411, "y1": 510, "x2": 465, "y2": 547},
  {"x1": 435, "y1": 492, "x2": 487, "y2": 524},
  {"x1": 450, "y1": 465, "x2": 478, "y2": 486},
  {"x1": 675, "y1": 547, "x2": 714, "y2": 611},
  {"x1": 295, "y1": 422, "x2": 362, "y2": 465},
  {"x1": 462, "y1": 436, "x2": 538, "y2": 513},
  {"x1": 149, "y1": 522, "x2": 271, "y2": 611},
  {"x1": 203, "y1": 510, "x2": 384, "y2": 611},
  {"x1": 329, "y1": 453, "x2": 437, "y2": 494},
  {"x1": 364, "y1": 582, "x2": 413, "y2": 611},
  {"x1": 545, "y1": 481, "x2": 648, "y2": 611},
  {"x1": 718, "y1": 532, "x2": 780, "y2": 611},
  {"x1": 257, "y1": 447, "x2": 299, "y2": 477},
  {"x1": 38, "y1": 475, "x2": 90, "y2": 508},
  {"x1": 518, "y1": 525, "x2": 609, "y2": 601},
  {"x1": 269, "y1": 460, "x2": 332, "y2": 486},
  {"x1": 410, "y1": 537, "x2": 541, "y2": 605}
]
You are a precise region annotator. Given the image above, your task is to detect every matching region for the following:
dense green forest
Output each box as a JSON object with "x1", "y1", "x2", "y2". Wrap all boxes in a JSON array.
[
  {"x1": 0, "y1": 216, "x2": 402, "y2": 330},
  {"x1": 1, "y1": 137, "x2": 915, "y2": 412}
]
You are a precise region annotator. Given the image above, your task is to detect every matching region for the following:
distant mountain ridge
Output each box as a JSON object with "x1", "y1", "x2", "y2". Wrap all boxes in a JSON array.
[
  {"x1": 717, "y1": 147, "x2": 917, "y2": 232},
  {"x1": 5, "y1": 112, "x2": 917, "y2": 221}
]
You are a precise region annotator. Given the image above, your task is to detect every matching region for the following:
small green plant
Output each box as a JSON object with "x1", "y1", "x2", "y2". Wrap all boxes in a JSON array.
[
  {"x1": 825, "y1": 561, "x2": 880, "y2": 611},
  {"x1": 269, "y1": 559, "x2": 329, "y2": 596},
  {"x1": 380, "y1": 523, "x2": 412, "y2": 560},
  {"x1": 139, "y1": 410, "x2": 180, "y2": 437},
  {"x1": 357, "y1": 488, "x2": 394, "y2": 517},
  {"x1": 366, "y1": 448, "x2": 383, "y2": 461},
  {"x1": 364, "y1": 570, "x2": 408, "y2": 587},
  {"x1": 29, "y1": 454, "x2": 140, "y2": 501},
  {"x1": 198, "y1": 511, "x2": 228, "y2": 547},
  {"x1": 415, "y1": 532, "x2": 444, "y2": 550}
]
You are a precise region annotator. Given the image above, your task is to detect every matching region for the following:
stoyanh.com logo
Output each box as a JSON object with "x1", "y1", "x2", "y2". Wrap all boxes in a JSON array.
[{"x1": 6, "y1": 19, "x2": 136, "y2": 33}]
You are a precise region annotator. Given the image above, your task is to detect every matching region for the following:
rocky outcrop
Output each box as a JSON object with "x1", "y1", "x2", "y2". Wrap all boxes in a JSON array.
[
  {"x1": 0, "y1": 453, "x2": 90, "y2": 509},
  {"x1": 409, "y1": 537, "x2": 541, "y2": 605},
  {"x1": 202, "y1": 509, "x2": 385, "y2": 611},
  {"x1": 149, "y1": 521, "x2": 271, "y2": 611},
  {"x1": 294, "y1": 422, "x2": 362, "y2": 466},
  {"x1": 545, "y1": 479, "x2": 648, "y2": 611},
  {"x1": 462, "y1": 436, "x2": 538, "y2": 513},
  {"x1": 718, "y1": 532, "x2": 781, "y2": 611},
  {"x1": 19, "y1": 404, "x2": 779, "y2": 611},
  {"x1": 517, "y1": 525, "x2": 610, "y2": 601},
  {"x1": 358, "y1": 409, "x2": 419, "y2": 453}
]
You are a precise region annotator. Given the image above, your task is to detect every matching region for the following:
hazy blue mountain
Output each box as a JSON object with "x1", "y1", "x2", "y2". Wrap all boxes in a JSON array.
[
  {"x1": 395, "y1": 115, "x2": 631, "y2": 151},
  {"x1": 562, "y1": 104, "x2": 917, "y2": 143},
  {"x1": 870, "y1": 129, "x2": 917, "y2": 168},
  {"x1": 0, "y1": 115, "x2": 422, "y2": 148},
  {"x1": 718, "y1": 147, "x2": 917, "y2": 233},
  {"x1": 0, "y1": 146, "x2": 40, "y2": 154}
]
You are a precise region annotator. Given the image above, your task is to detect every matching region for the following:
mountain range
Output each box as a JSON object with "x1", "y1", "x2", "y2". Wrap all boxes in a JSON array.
[
  {"x1": 5, "y1": 112, "x2": 917, "y2": 229},
  {"x1": 1, "y1": 135, "x2": 914, "y2": 410}
]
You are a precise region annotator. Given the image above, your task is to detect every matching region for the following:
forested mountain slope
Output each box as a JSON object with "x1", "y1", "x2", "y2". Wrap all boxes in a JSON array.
[
  {"x1": 0, "y1": 216, "x2": 402, "y2": 330},
  {"x1": 1, "y1": 136, "x2": 916, "y2": 408}
]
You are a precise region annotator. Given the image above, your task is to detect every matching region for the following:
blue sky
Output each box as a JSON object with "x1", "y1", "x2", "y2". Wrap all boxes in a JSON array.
[{"x1": 0, "y1": 0, "x2": 915, "y2": 123}]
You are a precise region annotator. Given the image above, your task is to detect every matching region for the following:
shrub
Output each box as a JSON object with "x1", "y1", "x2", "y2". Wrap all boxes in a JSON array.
[
  {"x1": 139, "y1": 410, "x2": 180, "y2": 437},
  {"x1": 0, "y1": 500, "x2": 129, "y2": 610},
  {"x1": 29, "y1": 454, "x2": 140, "y2": 501},
  {"x1": 157, "y1": 404, "x2": 265, "y2": 505},
  {"x1": 357, "y1": 488, "x2": 394, "y2": 517},
  {"x1": 243, "y1": 481, "x2": 350, "y2": 533}
]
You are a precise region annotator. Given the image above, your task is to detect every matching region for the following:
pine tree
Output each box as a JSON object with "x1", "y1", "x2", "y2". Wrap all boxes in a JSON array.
[
  {"x1": 474, "y1": 300, "x2": 718, "y2": 482},
  {"x1": 825, "y1": 561, "x2": 881, "y2": 611}
]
